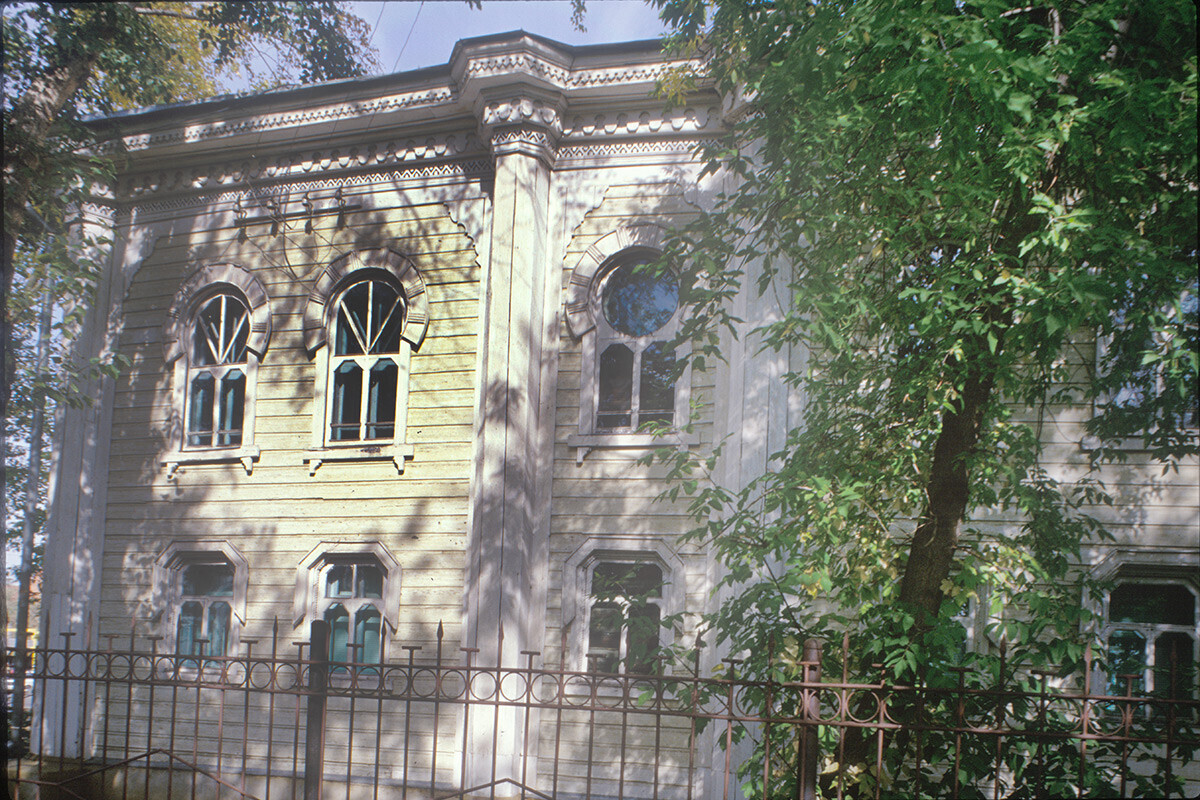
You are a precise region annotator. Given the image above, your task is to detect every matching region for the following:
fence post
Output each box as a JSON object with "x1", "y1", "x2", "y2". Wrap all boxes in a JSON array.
[
  {"x1": 799, "y1": 639, "x2": 822, "y2": 800},
  {"x1": 305, "y1": 619, "x2": 330, "y2": 800}
]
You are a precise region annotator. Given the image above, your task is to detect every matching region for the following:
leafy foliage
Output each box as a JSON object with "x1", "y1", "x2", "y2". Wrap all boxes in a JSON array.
[{"x1": 650, "y1": 0, "x2": 1197, "y2": 794}]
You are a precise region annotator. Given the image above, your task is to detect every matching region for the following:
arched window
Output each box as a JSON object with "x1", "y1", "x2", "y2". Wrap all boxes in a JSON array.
[
  {"x1": 302, "y1": 249, "x2": 428, "y2": 474},
  {"x1": 162, "y1": 264, "x2": 272, "y2": 476},
  {"x1": 594, "y1": 252, "x2": 680, "y2": 431},
  {"x1": 564, "y1": 226, "x2": 695, "y2": 458},
  {"x1": 186, "y1": 292, "x2": 249, "y2": 447},
  {"x1": 328, "y1": 277, "x2": 405, "y2": 443},
  {"x1": 153, "y1": 541, "x2": 249, "y2": 667}
]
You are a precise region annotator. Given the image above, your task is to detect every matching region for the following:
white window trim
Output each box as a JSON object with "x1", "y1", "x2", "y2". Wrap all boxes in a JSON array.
[
  {"x1": 302, "y1": 248, "x2": 428, "y2": 475},
  {"x1": 562, "y1": 537, "x2": 686, "y2": 674},
  {"x1": 151, "y1": 541, "x2": 249, "y2": 658},
  {"x1": 564, "y1": 225, "x2": 697, "y2": 463},
  {"x1": 1086, "y1": 548, "x2": 1200, "y2": 697},
  {"x1": 292, "y1": 541, "x2": 402, "y2": 637},
  {"x1": 161, "y1": 264, "x2": 272, "y2": 476}
]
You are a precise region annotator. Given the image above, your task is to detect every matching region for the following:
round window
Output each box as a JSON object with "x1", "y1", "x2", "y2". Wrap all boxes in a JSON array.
[{"x1": 601, "y1": 258, "x2": 678, "y2": 337}]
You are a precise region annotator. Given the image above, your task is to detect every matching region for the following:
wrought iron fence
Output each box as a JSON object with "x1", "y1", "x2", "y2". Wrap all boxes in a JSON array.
[{"x1": 5, "y1": 624, "x2": 1198, "y2": 800}]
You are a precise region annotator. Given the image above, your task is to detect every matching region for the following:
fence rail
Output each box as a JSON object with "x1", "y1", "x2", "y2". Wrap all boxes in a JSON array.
[{"x1": 6, "y1": 624, "x2": 1198, "y2": 800}]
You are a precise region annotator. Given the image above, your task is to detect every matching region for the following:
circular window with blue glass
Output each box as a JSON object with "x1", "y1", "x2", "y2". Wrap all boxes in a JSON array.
[{"x1": 601, "y1": 255, "x2": 678, "y2": 337}]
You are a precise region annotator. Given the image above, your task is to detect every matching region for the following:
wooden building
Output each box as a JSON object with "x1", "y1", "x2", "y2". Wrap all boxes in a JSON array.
[{"x1": 37, "y1": 31, "x2": 1198, "y2": 798}]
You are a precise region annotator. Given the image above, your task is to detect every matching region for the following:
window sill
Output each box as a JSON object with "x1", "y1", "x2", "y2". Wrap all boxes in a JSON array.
[
  {"x1": 303, "y1": 444, "x2": 414, "y2": 475},
  {"x1": 163, "y1": 445, "x2": 260, "y2": 477},
  {"x1": 567, "y1": 432, "x2": 699, "y2": 464}
]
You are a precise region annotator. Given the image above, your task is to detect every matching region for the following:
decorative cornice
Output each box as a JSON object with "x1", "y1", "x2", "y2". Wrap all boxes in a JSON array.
[
  {"x1": 127, "y1": 159, "x2": 493, "y2": 216},
  {"x1": 561, "y1": 107, "x2": 721, "y2": 138},
  {"x1": 120, "y1": 132, "x2": 487, "y2": 201},
  {"x1": 557, "y1": 138, "x2": 715, "y2": 162},
  {"x1": 462, "y1": 52, "x2": 701, "y2": 93},
  {"x1": 479, "y1": 96, "x2": 563, "y2": 166},
  {"x1": 93, "y1": 86, "x2": 455, "y2": 155}
]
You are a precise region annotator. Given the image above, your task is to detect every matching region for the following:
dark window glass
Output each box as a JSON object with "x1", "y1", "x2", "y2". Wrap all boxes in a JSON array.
[
  {"x1": 208, "y1": 601, "x2": 231, "y2": 657},
  {"x1": 367, "y1": 359, "x2": 398, "y2": 440},
  {"x1": 182, "y1": 564, "x2": 234, "y2": 597},
  {"x1": 188, "y1": 372, "x2": 215, "y2": 446},
  {"x1": 357, "y1": 565, "x2": 383, "y2": 599},
  {"x1": 598, "y1": 344, "x2": 633, "y2": 429},
  {"x1": 218, "y1": 369, "x2": 245, "y2": 446},
  {"x1": 601, "y1": 260, "x2": 678, "y2": 337},
  {"x1": 589, "y1": 562, "x2": 664, "y2": 675},
  {"x1": 1155, "y1": 632, "x2": 1195, "y2": 700},
  {"x1": 326, "y1": 565, "x2": 354, "y2": 598},
  {"x1": 334, "y1": 280, "x2": 404, "y2": 356},
  {"x1": 1107, "y1": 629, "x2": 1147, "y2": 696},
  {"x1": 331, "y1": 361, "x2": 363, "y2": 441},
  {"x1": 640, "y1": 342, "x2": 675, "y2": 425},
  {"x1": 177, "y1": 601, "x2": 203, "y2": 657},
  {"x1": 1110, "y1": 583, "x2": 1195, "y2": 626}
]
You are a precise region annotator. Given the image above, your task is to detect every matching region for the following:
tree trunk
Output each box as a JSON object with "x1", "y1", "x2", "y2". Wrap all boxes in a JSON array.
[{"x1": 897, "y1": 354, "x2": 999, "y2": 618}]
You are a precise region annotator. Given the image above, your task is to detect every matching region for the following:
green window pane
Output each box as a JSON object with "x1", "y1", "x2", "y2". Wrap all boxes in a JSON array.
[
  {"x1": 1154, "y1": 632, "x2": 1195, "y2": 700},
  {"x1": 177, "y1": 601, "x2": 204, "y2": 657},
  {"x1": 1108, "y1": 629, "x2": 1147, "y2": 696},
  {"x1": 356, "y1": 606, "x2": 382, "y2": 664},
  {"x1": 182, "y1": 564, "x2": 233, "y2": 597},
  {"x1": 331, "y1": 361, "x2": 363, "y2": 441},
  {"x1": 187, "y1": 372, "x2": 215, "y2": 447},
  {"x1": 218, "y1": 369, "x2": 245, "y2": 447},
  {"x1": 208, "y1": 601, "x2": 231, "y2": 657},
  {"x1": 326, "y1": 605, "x2": 350, "y2": 663},
  {"x1": 626, "y1": 603, "x2": 661, "y2": 675}
]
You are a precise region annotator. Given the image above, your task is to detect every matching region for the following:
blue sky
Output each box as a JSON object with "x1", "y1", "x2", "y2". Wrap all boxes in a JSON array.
[{"x1": 351, "y1": 1, "x2": 671, "y2": 75}]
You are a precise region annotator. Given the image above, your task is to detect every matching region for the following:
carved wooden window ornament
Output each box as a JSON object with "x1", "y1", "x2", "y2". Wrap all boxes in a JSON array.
[
  {"x1": 162, "y1": 264, "x2": 272, "y2": 476},
  {"x1": 302, "y1": 249, "x2": 429, "y2": 474},
  {"x1": 152, "y1": 541, "x2": 250, "y2": 665},
  {"x1": 293, "y1": 541, "x2": 402, "y2": 666}
]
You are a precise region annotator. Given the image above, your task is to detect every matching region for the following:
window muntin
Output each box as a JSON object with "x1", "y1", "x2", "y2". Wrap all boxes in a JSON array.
[
  {"x1": 320, "y1": 560, "x2": 385, "y2": 665},
  {"x1": 176, "y1": 563, "x2": 234, "y2": 665},
  {"x1": 186, "y1": 293, "x2": 249, "y2": 448},
  {"x1": 326, "y1": 278, "x2": 406, "y2": 444},
  {"x1": 1105, "y1": 582, "x2": 1198, "y2": 699},
  {"x1": 587, "y1": 561, "x2": 664, "y2": 674},
  {"x1": 594, "y1": 255, "x2": 680, "y2": 432}
]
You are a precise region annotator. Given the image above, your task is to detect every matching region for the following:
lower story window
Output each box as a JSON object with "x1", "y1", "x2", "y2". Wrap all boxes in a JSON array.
[
  {"x1": 322, "y1": 561, "x2": 385, "y2": 665},
  {"x1": 177, "y1": 562, "x2": 234, "y2": 665},
  {"x1": 1106, "y1": 582, "x2": 1197, "y2": 698},
  {"x1": 588, "y1": 561, "x2": 664, "y2": 674}
]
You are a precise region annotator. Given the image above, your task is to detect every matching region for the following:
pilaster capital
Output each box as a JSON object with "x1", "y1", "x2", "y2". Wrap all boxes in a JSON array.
[{"x1": 478, "y1": 95, "x2": 563, "y2": 166}]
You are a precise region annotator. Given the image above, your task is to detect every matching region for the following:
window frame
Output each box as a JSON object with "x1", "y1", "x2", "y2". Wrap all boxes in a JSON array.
[
  {"x1": 162, "y1": 264, "x2": 272, "y2": 476},
  {"x1": 302, "y1": 249, "x2": 428, "y2": 475},
  {"x1": 292, "y1": 541, "x2": 402, "y2": 659},
  {"x1": 1087, "y1": 550, "x2": 1200, "y2": 700},
  {"x1": 565, "y1": 226, "x2": 696, "y2": 462},
  {"x1": 1101, "y1": 578, "x2": 1199, "y2": 699},
  {"x1": 561, "y1": 537, "x2": 685, "y2": 675},
  {"x1": 152, "y1": 541, "x2": 249, "y2": 666}
]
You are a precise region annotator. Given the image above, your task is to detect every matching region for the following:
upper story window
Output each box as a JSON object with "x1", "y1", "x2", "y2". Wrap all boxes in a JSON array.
[
  {"x1": 162, "y1": 264, "x2": 272, "y2": 476},
  {"x1": 329, "y1": 278, "x2": 405, "y2": 443},
  {"x1": 187, "y1": 293, "x2": 249, "y2": 448},
  {"x1": 565, "y1": 226, "x2": 695, "y2": 457},
  {"x1": 595, "y1": 255, "x2": 679, "y2": 431},
  {"x1": 302, "y1": 249, "x2": 429, "y2": 475}
]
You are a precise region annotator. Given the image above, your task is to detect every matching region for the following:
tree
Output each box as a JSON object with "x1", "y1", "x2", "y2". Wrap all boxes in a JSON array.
[
  {"x1": 652, "y1": 0, "x2": 1197, "y2": 794},
  {"x1": 2, "y1": 0, "x2": 378, "y2": 758}
]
